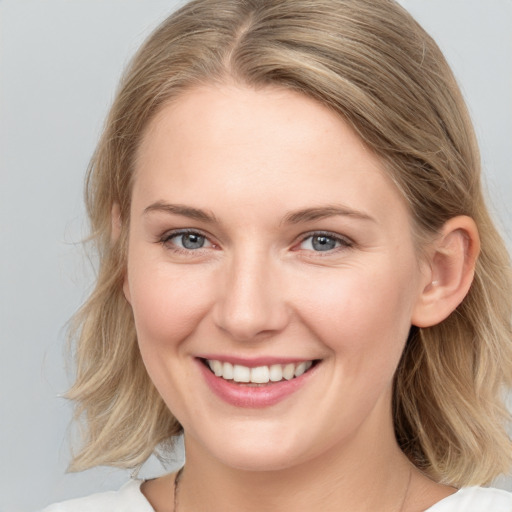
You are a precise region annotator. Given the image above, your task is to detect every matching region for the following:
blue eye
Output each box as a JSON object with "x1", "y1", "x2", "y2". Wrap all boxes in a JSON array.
[
  {"x1": 299, "y1": 233, "x2": 349, "y2": 252},
  {"x1": 163, "y1": 231, "x2": 212, "y2": 250}
]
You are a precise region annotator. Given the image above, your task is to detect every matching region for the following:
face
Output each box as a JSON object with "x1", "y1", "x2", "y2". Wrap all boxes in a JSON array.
[{"x1": 123, "y1": 84, "x2": 430, "y2": 471}]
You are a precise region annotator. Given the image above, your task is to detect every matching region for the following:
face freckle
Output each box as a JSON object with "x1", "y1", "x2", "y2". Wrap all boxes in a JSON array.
[{"x1": 124, "y1": 83, "x2": 429, "y2": 472}]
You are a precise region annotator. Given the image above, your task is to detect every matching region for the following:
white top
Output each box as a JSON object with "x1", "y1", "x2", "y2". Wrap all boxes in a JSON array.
[{"x1": 41, "y1": 480, "x2": 512, "y2": 512}]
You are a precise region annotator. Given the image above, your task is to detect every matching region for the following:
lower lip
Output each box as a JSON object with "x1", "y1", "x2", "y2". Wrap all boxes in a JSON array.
[{"x1": 197, "y1": 360, "x2": 317, "y2": 408}]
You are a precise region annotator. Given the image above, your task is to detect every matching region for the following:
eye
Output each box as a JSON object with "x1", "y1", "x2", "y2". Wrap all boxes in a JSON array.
[
  {"x1": 298, "y1": 232, "x2": 351, "y2": 252},
  {"x1": 161, "y1": 230, "x2": 213, "y2": 251}
]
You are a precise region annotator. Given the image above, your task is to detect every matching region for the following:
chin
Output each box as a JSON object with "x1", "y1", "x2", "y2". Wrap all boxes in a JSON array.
[
  {"x1": 186, "y1": 421, "x2": 323, "y2": 473},
  {"x1": 214, "y1": 444, "x2": 306, "y2": 472}
]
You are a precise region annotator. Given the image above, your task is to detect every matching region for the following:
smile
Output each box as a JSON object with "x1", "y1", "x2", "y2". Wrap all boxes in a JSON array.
[
  {"x1": 205, "y1": 359, "x2": 314, "y2": 384},
  {"x1": 197, "y1": 357, "x2": 320, "y2": 407}
]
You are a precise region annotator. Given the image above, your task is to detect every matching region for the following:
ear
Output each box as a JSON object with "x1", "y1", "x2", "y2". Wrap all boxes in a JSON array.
[
  {"x1": 111, "y1": 203, "x2": 132, "y2": 304},
  {"x1": 412, "y1": 216, "x2": 480, "y2": 328}
]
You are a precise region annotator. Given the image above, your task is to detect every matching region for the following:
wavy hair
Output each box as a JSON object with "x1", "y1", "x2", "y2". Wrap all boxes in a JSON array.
[{"x1": 68, "y1": 0, "x2": 512, "y2": 485}]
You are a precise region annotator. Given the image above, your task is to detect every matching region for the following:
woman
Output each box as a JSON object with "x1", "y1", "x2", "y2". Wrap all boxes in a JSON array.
[{"x1": 43, "y1": 0, "x2": 512, "y2": 510}]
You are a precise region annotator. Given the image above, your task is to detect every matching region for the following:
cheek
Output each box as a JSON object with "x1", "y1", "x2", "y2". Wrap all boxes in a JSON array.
[
  {"x1": 126, "y1": 258, "x2": 214, "y2": 350},
  {"x1": 298, "y1": 264, "x2": 417, "y2": 364}
]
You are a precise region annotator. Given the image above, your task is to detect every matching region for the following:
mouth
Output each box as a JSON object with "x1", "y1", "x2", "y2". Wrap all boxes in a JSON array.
[{"x1": 200, "y1": 358, "x2": 319, "y2": 386}]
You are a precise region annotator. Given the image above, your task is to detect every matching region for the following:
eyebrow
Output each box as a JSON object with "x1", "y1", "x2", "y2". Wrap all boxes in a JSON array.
[
  {"x1": 143, "y1": 202, "x2": 218, "y2": 223},
  {"x1": 282, "y1": 206, "x2": 376, "y2": 224},
  {"x1": 144, "y1": 201, "x2": 375, "y2": 225}
]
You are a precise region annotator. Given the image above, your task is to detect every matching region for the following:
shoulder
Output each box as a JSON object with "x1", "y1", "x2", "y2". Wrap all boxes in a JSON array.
[
  {"x1": 427, "y1": 486, "x2": 512, "y2": 511},
  {"x1": 40, "y1": 480, "x2": 154, "y2": 512}
]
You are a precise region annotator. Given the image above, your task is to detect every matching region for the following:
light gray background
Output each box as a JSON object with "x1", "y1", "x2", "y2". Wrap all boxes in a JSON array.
[{"x1": 1, "y1": 1, "x2": 511, "y2": 511}]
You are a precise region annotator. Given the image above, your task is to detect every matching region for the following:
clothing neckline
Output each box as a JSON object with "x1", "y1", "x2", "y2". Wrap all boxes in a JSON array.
[
  {"x1": 423, "y1": 487, "x2": 463, "y2": 511},
  {"x1": 130, "y1": 479, "x2": 466, "y2": 512}
]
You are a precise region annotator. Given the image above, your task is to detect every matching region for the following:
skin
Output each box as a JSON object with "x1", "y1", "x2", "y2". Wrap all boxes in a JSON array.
[{"x1": 121, "y1": 84, "x2": 478, "y2": 511}]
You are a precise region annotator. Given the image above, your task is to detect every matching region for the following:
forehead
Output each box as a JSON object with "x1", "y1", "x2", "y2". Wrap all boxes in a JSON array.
[
  {"x1": 138, "y1": 83, "x2": 378, "y2": 174},
  {"x1": 133, "y1": 84, "x2": 410, "y2": 228}
]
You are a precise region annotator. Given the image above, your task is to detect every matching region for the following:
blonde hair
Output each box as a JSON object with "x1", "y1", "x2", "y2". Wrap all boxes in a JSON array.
[{"x1": 68, "y1": 0, "x2": 512, "y2": 485}]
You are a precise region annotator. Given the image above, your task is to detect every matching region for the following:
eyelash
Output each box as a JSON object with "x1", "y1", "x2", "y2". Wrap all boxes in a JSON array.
[
  {"x1": 159, "y1": 229, "x2": 215, "y2": 255},
  {"x1": 295, "y1": 231, "x2": 354, "y2": 255},
  {"x1": 158, "y1": 229, "x2": 354, "y2": 255}
]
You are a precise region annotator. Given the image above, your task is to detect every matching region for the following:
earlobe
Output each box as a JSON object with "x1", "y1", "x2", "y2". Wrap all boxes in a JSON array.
[
  {"x1": 412, "y1": 216, "x2": 480, "y2": 328},
  {"x1": 123, "y1": 277, "x2": 132, "y2": 305}
]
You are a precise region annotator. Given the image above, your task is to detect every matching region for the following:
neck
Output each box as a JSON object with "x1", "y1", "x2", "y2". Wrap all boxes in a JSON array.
[{"x1": 179, "y1": 423, "x2": 413, "y2": 512}]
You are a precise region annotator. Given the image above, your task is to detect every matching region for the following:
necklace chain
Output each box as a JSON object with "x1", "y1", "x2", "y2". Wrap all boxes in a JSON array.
[
  {"x1": 172, "y1": 466, "x2": 411, "y2": 512},
  {"x1": 173, "y1": 467, "x2": 183, "y2": 512},
  {"x1": 398, "y1": 467, "x2": 412, "y2": 512}
]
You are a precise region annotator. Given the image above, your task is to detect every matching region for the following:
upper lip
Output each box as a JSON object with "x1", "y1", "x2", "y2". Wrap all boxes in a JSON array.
[{"x1": 197, "y1": 355, "x2": 318, "y2": 368}]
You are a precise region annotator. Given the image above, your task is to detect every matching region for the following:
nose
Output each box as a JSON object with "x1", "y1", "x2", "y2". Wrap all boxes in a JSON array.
[{"x1": 212, "y1": 252, "x2": 290, "y2": 342}]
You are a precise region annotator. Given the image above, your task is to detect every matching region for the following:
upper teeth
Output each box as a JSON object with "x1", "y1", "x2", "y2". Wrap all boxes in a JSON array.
[{"x1": 207, "y1": 360, "x2": 313, "y2": 384}]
